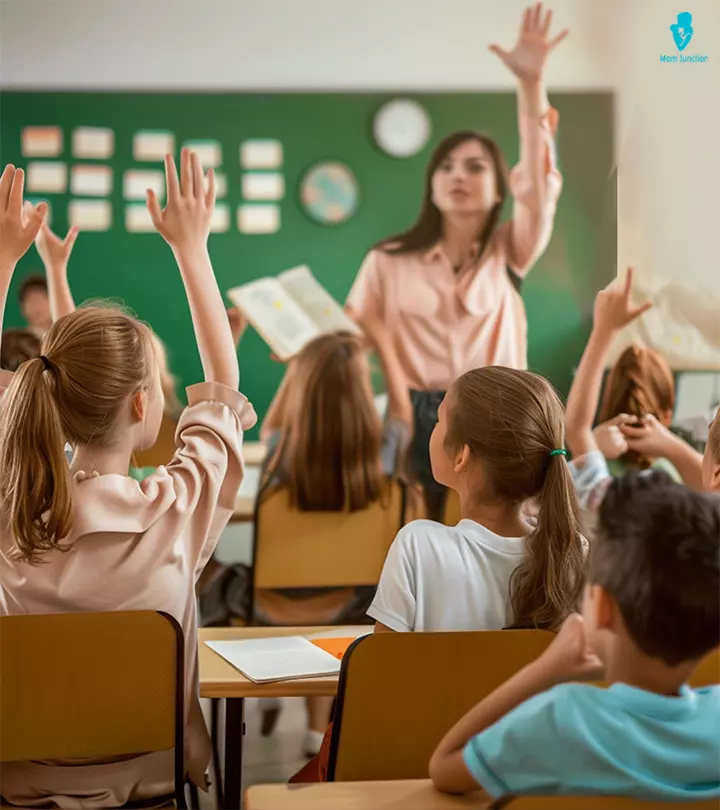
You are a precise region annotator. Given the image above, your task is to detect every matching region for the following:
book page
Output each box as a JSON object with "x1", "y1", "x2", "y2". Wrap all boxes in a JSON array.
[
  {"x1": 227, "y1": 278, "x2": 320, "y2": 360},
  {"x1": 205, "y1": 637, "x2": 341, "y2": 683},
  {"x1": 278, "y1": 266, "x2": 361, "y2": 338}
]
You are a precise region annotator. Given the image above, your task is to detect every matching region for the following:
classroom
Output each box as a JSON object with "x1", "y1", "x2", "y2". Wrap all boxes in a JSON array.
[{"x1": 0, "y1": 0, "x2": 719, "y2": 808}]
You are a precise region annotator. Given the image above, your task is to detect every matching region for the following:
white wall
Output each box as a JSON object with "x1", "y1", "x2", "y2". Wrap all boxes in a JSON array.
[{"x1": 2, "y1": 0, "x2": 719, "y2": 364}]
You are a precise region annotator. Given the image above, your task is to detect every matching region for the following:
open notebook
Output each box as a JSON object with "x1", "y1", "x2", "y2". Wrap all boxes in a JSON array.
[
  {"x1": 227, "y1": 265, "x2": 360, "y2": 361},
  {"x1": 206, "y1": 629, "x2": 372, "y2": 683}
]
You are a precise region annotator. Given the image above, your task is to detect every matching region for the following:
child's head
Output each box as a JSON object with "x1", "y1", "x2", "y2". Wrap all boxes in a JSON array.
[
  {"x1": 0, "y1": 328, "x2": 41, "y2": 371},
  {"x1": 17, "y1": 273, "x2": 52, "y2": 333},
  {"x1": 0, "y1": 306, "x2": 164, "y2": 563},
  {"x1": 599, "y1": 344, "x2": 675, "y2": 468},
  {"x1": 430, "y1": 366, "x2": 585, "y2": 630},
  {"x1": 703, "y1": 408, "x2": 720, "y2": 491},
  {"x1": 272, "y1": 331, "x2": 383, "y2": 512},
  {"x1": 585, "y1": 471, "x2": 719, "y2": 674}
]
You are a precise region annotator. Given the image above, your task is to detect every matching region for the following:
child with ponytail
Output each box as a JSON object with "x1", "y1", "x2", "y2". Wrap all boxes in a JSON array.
[
  {"x1": 369, "y1": 365, "x2": 585, "y2": 633},
  {"x1": 0, "y1": 153, "x2": 256, "y2": 806}
]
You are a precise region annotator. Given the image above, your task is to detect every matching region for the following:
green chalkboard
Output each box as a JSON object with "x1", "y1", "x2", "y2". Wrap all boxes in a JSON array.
[{"x1": 0, "y1": 91, "x2": 614, "y2": 437}]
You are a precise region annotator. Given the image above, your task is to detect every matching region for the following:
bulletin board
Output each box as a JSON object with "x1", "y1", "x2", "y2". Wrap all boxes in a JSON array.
[{"x1": 0, "y1": 91, "x2": 615, "y2": 437}]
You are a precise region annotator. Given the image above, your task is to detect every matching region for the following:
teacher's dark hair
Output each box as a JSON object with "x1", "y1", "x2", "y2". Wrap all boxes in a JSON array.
[{"x1": 375, "y1": 131, "x2": 509, "y2": 263}]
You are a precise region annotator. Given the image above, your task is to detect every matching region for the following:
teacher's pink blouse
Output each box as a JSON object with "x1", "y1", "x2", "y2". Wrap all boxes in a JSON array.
[{"x1": 347, "y1": 108, "x2": 562, "y2": 391}]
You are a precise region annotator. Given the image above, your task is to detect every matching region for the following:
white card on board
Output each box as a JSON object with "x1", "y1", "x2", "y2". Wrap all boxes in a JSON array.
[
  {"x1": 183, "y1": 139, "x2": 222, "y2": 168},
  {"x1": 71, "y1": 165, "x2": 113, "y2": 196},
  {"x1": 124, "y1": 169, "x2": 164, "y2": 200},
  {"x1": 68, "y1": 200, "x2": 112, "y2": 231},
  {"x1": 242, "y1": 172, "x2": 285, "y2": 201},
  {"x1": 125, "y1": 203, "x2": 155, "y2": 233},
  {"x1": 240, "y1": 139, "x2": 283, "y2": 169},
  {"x1": 237, "y1": 204, "x2": 280, "y2": 234},
  {"x1": 26, "y1": 162, "x2": 68, "y2": 193},
  {"x1": 22, "y1": 127, "x2": 63, "y2": 158},
  {"x1": 72, "y1": 127, "x2": 114, "y2": 159},
  {"x1": 134, "y1": 130, "x2": 175, "y2": 161},
  {"x1": 211, "y1": 203, "x2": 230, "y2": 233}
]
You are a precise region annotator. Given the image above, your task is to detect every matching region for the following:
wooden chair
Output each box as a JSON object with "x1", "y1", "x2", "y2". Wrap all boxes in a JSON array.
[
  {"x1": 134, "y1": 412, "x2": 179, "y2": 469},
  {"x1": 248, "y1": 479, "x2": 406, "y2": 622},
  {"x1": 689, "y1": 648, "x2": 719, "y2": 687},
  {"x1": 0, "y1": 611, "x2": 186, "y2": 808},
  {"x1": 491, "y1": 797, "x2": 720, "y2": 809},
  {"x1": 327, "y1": 629, "x2": 554, "y2": 782},
  {"x1": 443, "y1": 489, "x2": 461, "y2": 525}
]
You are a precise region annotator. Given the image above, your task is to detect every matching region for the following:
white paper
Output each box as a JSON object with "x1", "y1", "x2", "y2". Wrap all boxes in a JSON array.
[
  {"x1": 206, "y1": 172, "x2": 227, "y2": 198},
  {"x1": 22, "y1": 126, "x2": 62, "y2": 158},
  {"x1": 242, "y1": 172, "x2": 284, "y2": 201},
  {"x1": 205, "y1": 637, "x2": 340, "y2": 683},
  {"x1": 237, "y1": 204, "x2": 280, "y2": 234},
  {"x1": 133, "y1": 130, "x2": 175, "y2": 162},
  {"x1": 26, "y1": 162, "x2": 67, "y2": 193},
  {"x1": 125, "y1": 204, "x2": 155, "y2": 233},
  {"x1": 674, "y1": 372, "x2": 720, "y2": 423},
  {"x1": 71, "y1": 165, "x2": 113, "y2": 196},
  {"x1": 183, "y1": 140, "x2": 222, "y2": 168},
  {"x1": 124, "y1": 169, "x2": 164, "y2": 200},
  {"x1": 305, "y1": 627, "x2": 373, "y2": 641},
  {"x1": 240, "y1": 139, "x2": 283, "y2": 169},
  {"x1": 211, "y1": 203, "x2": 230, "y2": 233},
  {"x1": 72, "y1": 127, "x2": 114, "y2": 159},
  {"x1": 278, "y1": 266, "x2": 361, "y2": 338},
  {"x1": 227, "y1": 278, "x2": 319, "y2": 360},
  {"x1": 68, "y1": 200, "x2": 111, "y2": 231}
]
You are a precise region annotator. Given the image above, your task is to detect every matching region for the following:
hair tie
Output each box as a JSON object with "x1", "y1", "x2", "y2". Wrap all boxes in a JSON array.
[
  {"x1": 40, "y1": 355, "x2": 53, "y2": 372},
  {"x1": 549, "y1": 448, "x2": 568, "y2": 458}
]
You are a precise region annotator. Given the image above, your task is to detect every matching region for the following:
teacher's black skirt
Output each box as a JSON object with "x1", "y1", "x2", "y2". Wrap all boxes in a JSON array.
[{"x1": 410, "y1": 389, "x2": 447, "y2": 520}]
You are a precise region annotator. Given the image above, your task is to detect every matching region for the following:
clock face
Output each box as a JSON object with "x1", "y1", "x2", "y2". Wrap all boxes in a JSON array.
[
  {"x1": 374, "y1": 99, "x2": 431, "y2": 158},
  {"x1": 300, "y1": 161, "x2": 359, "y2": 225}
]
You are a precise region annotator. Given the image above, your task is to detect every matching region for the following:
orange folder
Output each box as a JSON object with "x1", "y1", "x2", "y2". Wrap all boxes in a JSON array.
[{"x1": 310, "y1": 637, "x2": 357, "y2": 661}]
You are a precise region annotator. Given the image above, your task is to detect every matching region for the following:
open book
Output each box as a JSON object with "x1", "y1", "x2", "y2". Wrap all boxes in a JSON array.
[{"x1": 227, "y1": 265, "x2": 361, "y2": 361}]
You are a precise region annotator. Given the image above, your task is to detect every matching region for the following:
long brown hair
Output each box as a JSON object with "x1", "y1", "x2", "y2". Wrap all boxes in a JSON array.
[
  {"x1": 0, "y1": 305, "x2": 156, "y2": 564},
  {"x1": 375, "y1": 131, "x2": 508, "y2": 264},
  {"x1": 265, "y1": 332, "x2": 385, "y2": 511},
  {"x1": 599, "y1": 344, "x2": 675, "y2": 469},
  {"x1": 445, "y1": 366, "x2": 584, "y2": 630}
]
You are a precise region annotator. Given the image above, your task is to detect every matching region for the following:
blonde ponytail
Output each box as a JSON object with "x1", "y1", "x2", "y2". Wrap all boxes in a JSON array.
[{"x1": 0, "y1": 357, "x2": 73, "y2": 563}]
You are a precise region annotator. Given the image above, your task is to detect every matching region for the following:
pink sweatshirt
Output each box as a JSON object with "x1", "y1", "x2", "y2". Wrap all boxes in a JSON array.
[
  {"x1": 347, "y1": 109, "x2": 562, "y2": 391},
  {"x1": 0, "y1": 378, "x2": 256, "y2": 807}
]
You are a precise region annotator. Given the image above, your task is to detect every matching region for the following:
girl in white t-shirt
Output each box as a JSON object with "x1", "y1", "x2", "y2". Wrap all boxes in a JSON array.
[{"x1": 369, "y1": 365, "x2": 585, "y2": 633}]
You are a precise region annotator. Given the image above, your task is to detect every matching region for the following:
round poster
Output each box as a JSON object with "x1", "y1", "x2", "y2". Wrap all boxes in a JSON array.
[{"x1": 300, "y1": 161, "x2": 359, "y2": 225}]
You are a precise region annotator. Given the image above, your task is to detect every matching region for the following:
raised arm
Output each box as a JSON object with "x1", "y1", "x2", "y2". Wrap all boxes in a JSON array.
[
  {"x1": 565, "y1": 268, "x2": 652, "y2": 458},
  {"x1": 27, "y1": 209, "x2": 78, "y2": 320},
  {"x1": 490, "y1": 3, "x2": 566, "y2": 273},
  {"x1": 0, "y1": 167, "x2": 46, "y2": 373},
  {"x1": 147, "y1": 149, "x2": 238, "y2": 390}
]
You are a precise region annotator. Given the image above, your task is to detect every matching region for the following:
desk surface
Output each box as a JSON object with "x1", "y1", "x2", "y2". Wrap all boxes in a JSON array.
[
  {"x1": 243, "y1": 441, "x2": 267, "y2": 466},
  {"x1": 199, "y1": 626, "x2": 349, "y2": 699},
  {"x1": 245, "y1": 780, "x2": 487, "y2": 810}
]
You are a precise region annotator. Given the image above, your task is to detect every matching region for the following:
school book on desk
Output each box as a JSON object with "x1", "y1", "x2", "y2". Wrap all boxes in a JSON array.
[{"x1": 227, "y1": 265, "x2": 361, "y2": 361}]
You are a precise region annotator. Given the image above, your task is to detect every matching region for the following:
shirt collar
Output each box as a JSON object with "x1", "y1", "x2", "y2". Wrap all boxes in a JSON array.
[
  {"x1": 421, "y1": 241, "x2": 481, "y2": 267},
  {"x1": 608, "y1": 682, "x2": 696, "y2": 719}
]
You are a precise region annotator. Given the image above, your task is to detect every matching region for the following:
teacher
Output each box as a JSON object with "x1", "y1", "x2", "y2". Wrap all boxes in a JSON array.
[{"x1": 347, "y1": 2, "x2": 567, "y2": 519}]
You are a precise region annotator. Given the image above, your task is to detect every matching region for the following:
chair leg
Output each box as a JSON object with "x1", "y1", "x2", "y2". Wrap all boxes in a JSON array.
[
  {"x1": 211, "y1": 697, "x2": 223, "y2": 803},
  {"x1": 189, "y1": 781, "x2": 200, "y2": 809}
]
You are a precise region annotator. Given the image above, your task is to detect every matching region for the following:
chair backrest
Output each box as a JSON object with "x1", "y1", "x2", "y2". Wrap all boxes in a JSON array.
[
  {"x1": 327, "y1": 629, "x2": 554, "y2": 782},
  {"x1": 0, "y1": 610, "x2": 184, "y2": 798},
  {"x1": 491, "y1": 797, "x2": 720, "y2": 809},
  {"x1": 134, "y1": 412, "x2": 178, "y2": 468},
  {"x1": 443, "y1": 489, "x2": 460, "y2": 525},
  {"x1": 252, "y1": 479, "x2": 405, "y2": 590},
  {"x1": 689, "y1": 648, "x2": 720, "y2": 687}
]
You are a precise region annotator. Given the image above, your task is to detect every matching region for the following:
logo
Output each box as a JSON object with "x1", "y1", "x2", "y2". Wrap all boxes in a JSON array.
[
  {"x1": 670, "y1": 11, "x2": 693, "y2": 51},
  {"x1": 660, "y1": 11, "x2": 708, "y2": 63}
]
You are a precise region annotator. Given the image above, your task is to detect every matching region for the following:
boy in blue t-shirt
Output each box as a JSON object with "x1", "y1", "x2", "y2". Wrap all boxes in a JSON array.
[{"x1": 429, "y1": 470, "x2": 720, "y2": 801}]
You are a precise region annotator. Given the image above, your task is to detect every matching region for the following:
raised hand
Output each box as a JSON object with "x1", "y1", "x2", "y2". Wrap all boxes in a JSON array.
[
  {"x1": 147, "y1": 148, "x2": 215, "y2": 254},
  {"x1": 33, "y1": 213, "x2": 79, "y2": 271},
  {"x1": 593, "y1": 268, "x2": 653, "y2": 335},
  {"x1": 593, "y1": 415, "x2": 632, "y2": 460},
  {"x1": 535, "y1": 613, "x2": 604, "y2": 685},
  {"x1": 490, "y1": 2, "x2": 568, "y2": 84},
  {"x1": 0, "y1": 166, "x2": 47, "y2": 272},
  {"x1": 620, "y1": 414, "x2": 678, "y2": 458}
]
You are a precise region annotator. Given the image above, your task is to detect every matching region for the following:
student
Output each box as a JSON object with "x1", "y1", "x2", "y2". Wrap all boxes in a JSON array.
[
  {"x1": 368, "y1": 365, "x2": 586, "y2": 634},
  {"x1": 0, "y1": 326, "x2": 40, "y2": 371},
  {"x1": 566, "y1": 270, "x2": 705, "y2": 513},
  {"x1": 0, "y1": 153, "x2": 256, "y2": 806},
  {"x1": 17, "y1": 272, "x2": 52, "y2": 336},
  {"x1": 248, "y1": 313, "x2": 412, "y2": 754},
  {"x1": 430, "y1": 471, "x2": 720, "y2": 801}
]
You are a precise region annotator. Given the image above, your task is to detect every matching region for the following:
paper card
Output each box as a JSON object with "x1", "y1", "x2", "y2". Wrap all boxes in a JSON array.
[
  {"x1": 237, "y1": 204, "x2": 280, "y2": 234},
  {"x1": 183, "y1": 139, "x2": 222, "y2": 168},
  {"x1": 205, "y1": 171, "x2": 227, "y2": 198},
  {"x1": 72, "y1": 127, "x2": 114, "y2": 159},
  {"x1": 68, "y1": 200, "x2": 112, "y2": 231},
  {"x1": 240, "y1": 139, "x2": 283, "y2": 169},
  {"x1": 71, "y1": 165, "x2": 113, "y2": 196},
  {"x1": 21, "y1": 126, "x2": 63, "y2": 158},
  {"x1": 124, "y1": 169, "x2": 164, "y2": 200},
  {"x1": 125, "y1": 203, "x2": 155, "y2": 233},
  {"x1": 133, "y1": 130, "x2": 175, "y2": 161},
  {"x1": 26, "y1": 161, "x2": 67, "y2": 193},
  {"x1": 211, "y1": 203, "x2": 230, "y2": 233},
  {"x1": 242, "y1": 172, "x2": 284, "y2": 201}
]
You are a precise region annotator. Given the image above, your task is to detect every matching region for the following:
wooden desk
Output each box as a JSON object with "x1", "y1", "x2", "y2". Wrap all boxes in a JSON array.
[
  {"x1": 244, "y1": 440, "x2": 268, "y2": 466},
  {"x1": 231, "y1": 495, "x2": 255, "y2": 523},
  {"x1": 245, "y1": 780, "x2": 487, "y2": 810},
  {"x1": 200, "y1": 626, "x2": 351, "y2": 809}
]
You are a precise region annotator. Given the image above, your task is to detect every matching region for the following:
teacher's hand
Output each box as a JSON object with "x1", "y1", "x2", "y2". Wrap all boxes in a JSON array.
[{"x1": 489, "y1": 2, "x2": 568, "y2": 84}]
